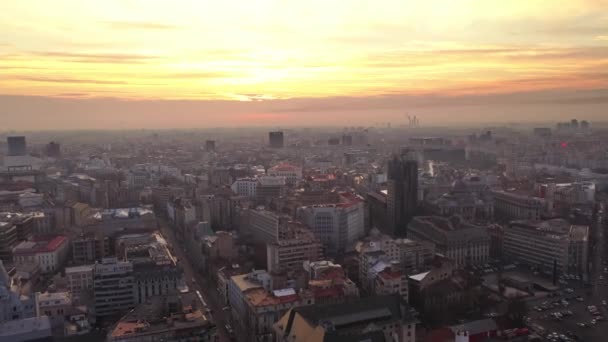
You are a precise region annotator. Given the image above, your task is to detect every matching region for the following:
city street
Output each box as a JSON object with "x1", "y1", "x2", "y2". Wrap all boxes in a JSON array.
[{"x1": 158, "y1": 218, "x2": 232, "y2": 342}]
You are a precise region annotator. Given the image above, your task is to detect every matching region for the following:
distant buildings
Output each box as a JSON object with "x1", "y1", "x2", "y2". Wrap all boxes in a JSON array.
[
  {"x1": 408, "y1": 216, "x2": 490, "y2": 267},
  {"x1": 503, "y1": 219, "x2": 589, "y2": 276},
  {"x1": 205, "y1": 139, "x2": 216, "y2": 152},
  {"x1": 45, "y1": 141, "x2": 61, "y2": 158},
  {"x1": 269, "y1": 131, "x2": 284, "y2": 149},
  {"x1": 274, "y1": 294, "x2": 417, "y2": 342},
  {"x1": 387, "y1": 154, "x2": 418, "y2": 236}
]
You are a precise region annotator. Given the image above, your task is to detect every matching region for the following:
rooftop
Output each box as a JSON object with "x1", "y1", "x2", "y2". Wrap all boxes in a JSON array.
[{"x1": 13, "y1": 235, "x2": 67, "y2": 255}]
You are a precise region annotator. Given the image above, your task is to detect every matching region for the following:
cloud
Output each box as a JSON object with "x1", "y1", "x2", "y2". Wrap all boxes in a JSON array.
[
  {"x1": 27, "y1": 51, "x2": 161, "y2": 64},
  {"x1": 54, "y1": 93, "x2": 90, "y2": 97},
  {"x1": 14, "y1": 76, "x2": 127, "y2": 85},
  {"x1": 102, "y1": 21, "x2": 179, "y2": 30},
  {"x1": 159, "y1": 71, "x2": 238, "y2": 79}
]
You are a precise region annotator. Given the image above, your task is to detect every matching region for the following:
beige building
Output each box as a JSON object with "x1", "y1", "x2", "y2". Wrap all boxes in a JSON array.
[
  {"x1": 266, "y1": 223, "x2": 322, "y2": 273},
  {"x1": 493, "y1": 190, "x2": 544, "y2": 221}
]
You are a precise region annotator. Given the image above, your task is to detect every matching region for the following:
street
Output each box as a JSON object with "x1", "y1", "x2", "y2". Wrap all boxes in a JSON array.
[{"x1": 158, "y1": 218, "x2": 232, "y2": 342}]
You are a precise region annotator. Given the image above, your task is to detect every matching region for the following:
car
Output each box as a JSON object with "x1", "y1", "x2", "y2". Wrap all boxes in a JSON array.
[
  {"x1": 591, "y1": 319, "x2": 597, "y2": 325},
  {"x1": 222, "y1": 306, "x2": 230, "y2": 311},
  {"x1": 577, "y1": 323, "x2": 586, "y2": 328},
  {"x1": 603, "y1": 300, "x2": 607, "y2": 306},
  {"x1": 577, "y1": 296, "x2": 584, "y2": 302}
]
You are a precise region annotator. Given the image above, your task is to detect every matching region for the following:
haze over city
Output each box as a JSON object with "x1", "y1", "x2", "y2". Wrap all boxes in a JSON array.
[{"x1": 1, "y1": 0, "x2": 608, "y2": 130}]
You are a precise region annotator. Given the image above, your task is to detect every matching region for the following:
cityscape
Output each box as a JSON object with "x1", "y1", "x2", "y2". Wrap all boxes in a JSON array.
[{"x1": 2, "y1": 1, "x2": 608, "y2": 342}]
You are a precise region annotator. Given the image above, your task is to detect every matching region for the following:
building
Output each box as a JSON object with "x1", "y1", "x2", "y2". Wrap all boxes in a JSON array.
[
  {"x1": 266, "y1": 222, "x2": 322, "y2": 273},
  {"x1": 65, "y1": 265, "x2": 94, "y2": 301},
  {"x1": 503, "y1": 219, "x2": 589, "y2": 276},
  {"x1": 256, "y1": 176, "x2": 286, "y2": 204},
  {"x1": 274, "y1": 294, "x2": 418, "y2": 342},
  {"x1": 387, "y1": 154, "x2": 418, "y2": 236},
  {"x1": 304, "y1": 260, "x2": 359, "y2": 304},
  {"x1": 7, "y1": 136, "x2": 27, "y2": 156},
  {"x1": 117, "y1": 233, "x2": 184, "y2": 305},
  {"x1": 231, "y1": 177, "x2": 258, "y2": 198},
  {"x1": 0, "y1": 221, "x2": 18, "y2": 262},
  {"x1": 12, "y1": 235, "x2": 70, "y2": 274},
  {"x1": 428, "y1": 180, "x2": 494, "y2": 221},
  {"x1": 408, "y1": 216, "x2": 490, "y2": 267},
  {"x1": 493, "y1": 191, "x2": 544, "y2": 221},
  {"x1": 0, "y1": 260, "x2": 36, "y2": 323},
  {"x1": 375, "y1": 266, "x2": 409, "y2": 302},
  {"x1": 107, "y1": 293, "x2": 216, "y2": 342},
  {"x1": 205, "y1": 139, "x2": 216, "y2": 152},
  {"x1": 269, "y1": 131, "x2": 285, "y2": 148},
  {"x1": 367, "y1": 190, "x2": 388, "y2": 232},
  {"x1": 228, "y1": 270, "x2": 314, "y2": 342},
  {"x1": 45, "y1": 141, "x2": 61, "y2": 158},
  {"x1": 245, "y1": 208, "x2": 286, "y2": 244},
  {"x1": 0, "y1": 316, "x2": 52, "y2": 342},
  {"x1": 297, "y1": 193, "x2": 365, "y2": 254},
  {"x1": 35, "y1": 291, "x2": 72, "y2": 328},
  {"x1": 268, "y1": 163, "x2": 302, "y2": 186},
  {"x1": 72, "y1": 232, "x2": 107, "y2": 265},
  {"x1": 93, "y1": 257, "x2": 135, "y2": 317},
  {"x1": 217, "y1": 264, "x2": 246, "y2": 306}
]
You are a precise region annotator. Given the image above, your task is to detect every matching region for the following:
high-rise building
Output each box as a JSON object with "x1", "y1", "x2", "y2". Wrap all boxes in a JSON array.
[
  {"x1": 387, "y1": 154, "x2": 418, "y2": 237},
  {"x1": 205, "y1": 139, "x2": 216, "y2": 152},
  {"x1": 269, "y1": 131, "x2": 284, "y2": 148},
  {"x1": 7, "y1": 136, "x2": 26, "y2": 156},
  {"x1": 44, "y1": 141, "x2": 61, "y2": 158}
]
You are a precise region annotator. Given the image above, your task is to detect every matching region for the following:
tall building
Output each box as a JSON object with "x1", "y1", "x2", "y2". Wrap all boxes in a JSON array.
[
  {"x1": 7, "y1": 136, "x2": 26, "y2": 156},
  {"x1": 269, "y1": 131, "x2": 284, "y2": 148},
  {"x1": 44, "y1": 141, "x2": 61, "y2": 158},
  {"x1": 205, "y1": 139, "x2": 216, "y2": 152},
  {"x1": 387, "y1": 154, "x2": 418, "y2": 236},
  {"x1": 266, "y1": 222, "x2": 322, "y2": 273},
  {"x1": 93, "y1": 257, "x2": 135, "y2": 317}
]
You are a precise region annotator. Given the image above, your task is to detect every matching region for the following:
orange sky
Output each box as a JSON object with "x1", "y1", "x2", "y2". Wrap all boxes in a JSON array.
[{"x1": 1, "y1": 0, "x2": 607, "y2": 129}]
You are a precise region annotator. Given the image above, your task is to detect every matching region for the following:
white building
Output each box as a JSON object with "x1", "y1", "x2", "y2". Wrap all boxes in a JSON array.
[
  {"x1": 0, "y1": 260, "x2": 36, "y2": 324},
  {"x1": 12, "y1": 235, "x2": 70, "y2": 274},
  {"x1": 268, "y1": 163, "x2": 302, "y2": 186},
  {"x1": 297, "y1": 194, "x2": 365, "y2": 254},
  {"x1": 231, "y1": 178, "x2": 258, "y2": 198}
]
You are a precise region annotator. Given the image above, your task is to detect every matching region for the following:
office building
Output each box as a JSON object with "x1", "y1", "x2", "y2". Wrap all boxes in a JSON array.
[
  {"x1": 7, "y1": 136, "x2": 27, "y2": 156},
  {"x1": 387, "y1": 154, "x2": 418, "y2": 236},
  {"x1": 266, "y1": 222, "x2": 322, "y2": 273},
  {"x1": 408, "y1": 216, "x2": 490, "y2": 267},
  {"x1": 493, "y1": 190, "x2": 544, "y2": 221},
  {"x1": 297, "y1": 193, "x2": 365, "y2": 254},
  {"x1": 45, "y1": 141, "x2": 61, "y2": 158},
  {"x1": 269, "y1": 131, "x2": 284, "y2": 148},
  {"x1": 93, "y1": 257, "x2": 135, "y2": 317},
  {"x1": 0, "y1": 316, "x2": 52, "y2": 342},
  {"x1": 503, "y1": 219, "x2": 589, "y2": 276}
]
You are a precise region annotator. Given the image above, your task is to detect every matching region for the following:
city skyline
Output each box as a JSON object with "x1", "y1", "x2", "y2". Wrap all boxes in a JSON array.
[{"x1": 1, "y1": 0, "x2": 608, "y2": 129}]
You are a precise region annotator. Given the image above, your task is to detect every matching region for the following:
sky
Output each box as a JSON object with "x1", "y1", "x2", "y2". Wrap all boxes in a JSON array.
[{"x1": 1, "y1": 0, "x2": 607, "y2": 129}]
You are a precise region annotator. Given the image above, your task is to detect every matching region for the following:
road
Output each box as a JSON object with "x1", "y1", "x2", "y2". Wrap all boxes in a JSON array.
[{"x1": 158, "y1": 218, "x2": 232, "y2": 342}]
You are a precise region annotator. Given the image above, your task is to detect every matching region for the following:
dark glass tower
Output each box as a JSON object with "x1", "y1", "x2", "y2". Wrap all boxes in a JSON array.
[{"x1": 387, "y1": 153, "x2": 418, "y2": 237}]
